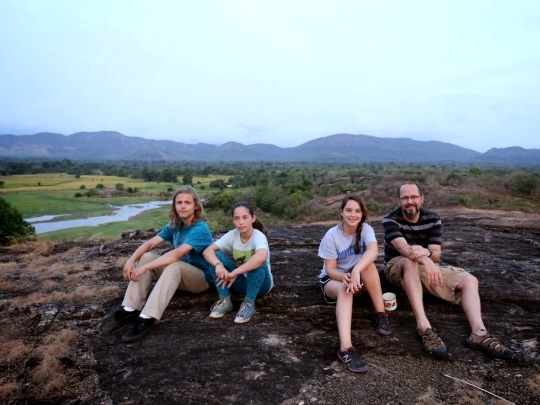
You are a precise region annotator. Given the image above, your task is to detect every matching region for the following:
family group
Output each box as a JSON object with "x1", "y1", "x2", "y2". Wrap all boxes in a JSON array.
[{"x1": 113, "y1": 182, "x2": 515, "y2": 374}]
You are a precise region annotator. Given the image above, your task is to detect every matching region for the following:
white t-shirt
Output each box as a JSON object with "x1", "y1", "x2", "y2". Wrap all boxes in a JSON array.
[
  {"x1": 215, "y1": 228, "x2": 273, "y2": 289},
  {"x1": 318, "y1": 223, "x2": 377, "y2": 278}
]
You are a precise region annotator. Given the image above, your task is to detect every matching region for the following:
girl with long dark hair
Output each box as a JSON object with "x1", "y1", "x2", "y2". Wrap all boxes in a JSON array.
[
  {"x1": 318, "y1": 195, "x2": 391, "y2": 373},
  {"x1": 203, "y1": 201, "x2": 273, "y2": 323}
]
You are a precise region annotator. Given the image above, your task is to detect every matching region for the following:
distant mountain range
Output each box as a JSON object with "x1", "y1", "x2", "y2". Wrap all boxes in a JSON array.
[{"x1": 1, "y1": 131, "x2": 539, "y2": 166}]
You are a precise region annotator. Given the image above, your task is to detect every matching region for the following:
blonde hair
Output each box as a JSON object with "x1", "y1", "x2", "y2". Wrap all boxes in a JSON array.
[{"x1": 169, "y1": 186, "x2": 206, "y2": 228}]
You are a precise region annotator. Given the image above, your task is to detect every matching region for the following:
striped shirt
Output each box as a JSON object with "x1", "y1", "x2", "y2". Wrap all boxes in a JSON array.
[{"x1": 382, "y1": 207, "x2": 442, "y2": 264}]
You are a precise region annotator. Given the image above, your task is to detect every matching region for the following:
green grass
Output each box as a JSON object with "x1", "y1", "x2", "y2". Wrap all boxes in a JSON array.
[
  {"x1": 38, "y1": 205, "x2": 172, "y2": 242},
  {"x1": 1, "y1": 190, "x2": 167, "y2": 218},
  {"x1": 0, "y1": 173, "x2": 227, "y2": 242}
]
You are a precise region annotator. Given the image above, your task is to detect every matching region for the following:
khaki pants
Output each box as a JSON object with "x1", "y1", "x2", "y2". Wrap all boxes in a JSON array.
[{"x1": 121, "y1": 252, "x2": 209, "y2": 320}]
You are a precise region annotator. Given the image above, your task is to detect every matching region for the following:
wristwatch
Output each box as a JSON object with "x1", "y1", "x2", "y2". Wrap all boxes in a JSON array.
[
  {"x1": 427, "y1": 248, "x2": 434, "y2": 257},
  {"x1": 214, "y1": 261, "x2": 223, "y2": 267}
]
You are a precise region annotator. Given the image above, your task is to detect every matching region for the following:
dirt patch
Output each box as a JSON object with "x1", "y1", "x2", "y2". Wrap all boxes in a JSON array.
[{"x1": 1, "y1": 210, "x2": 539, "y2": 404}]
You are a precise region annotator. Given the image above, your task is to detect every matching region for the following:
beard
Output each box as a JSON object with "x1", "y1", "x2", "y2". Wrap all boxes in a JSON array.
[{"x1": 402, "y1": 205, "x2": 419, "y2": 219}]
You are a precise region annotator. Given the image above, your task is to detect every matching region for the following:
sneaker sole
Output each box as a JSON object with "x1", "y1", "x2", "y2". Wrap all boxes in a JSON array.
[
  {"x1": 338, "y1": 357, "x2": 369, "y2": 373},
  {"x1": 422, "y1": 346, "x2": 449, "y2": 359},
  {"x1": 209, "y1": 308, "x2": 232, "y2": 319},
  {"x1": 465, "y1": 340, "x2": 515, "y2": 360},
  {"x1": 234, "y1": 312, "x2": 255, "y2": 324},
  {"x1": 375, "y1": 328, "x2": 392, "y2": 336}
]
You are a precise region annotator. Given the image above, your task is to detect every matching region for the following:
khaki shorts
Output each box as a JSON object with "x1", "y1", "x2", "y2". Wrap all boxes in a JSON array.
[{"x1": 384, "y1": 256, "x2": 469, "y2": 304}]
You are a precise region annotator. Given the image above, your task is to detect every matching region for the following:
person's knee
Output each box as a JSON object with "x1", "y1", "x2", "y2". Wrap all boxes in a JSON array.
[
  {"x1": 460, "y1": 274, "x2": 478, "y2": 291},
  {"x1": 336, "y1": 286, "x2": 352, "y2": 301},
  {"x1": 400, "y1": 257, "x2": 419, "y2": 275},
  {"x1": 139, "y1": 252, "x2": 156, "y2": 265},
  {"x1": 161, "y1": 263, "x2": 183, "y2": 280}
]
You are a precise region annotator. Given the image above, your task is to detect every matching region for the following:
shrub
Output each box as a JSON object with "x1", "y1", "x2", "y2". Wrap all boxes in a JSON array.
[
  {"x1": 507, "y1": 172, "x2": 539, "y2": 196},
  {"x1": 0, "y1": 198, "x2": 35, "y2": 246}
]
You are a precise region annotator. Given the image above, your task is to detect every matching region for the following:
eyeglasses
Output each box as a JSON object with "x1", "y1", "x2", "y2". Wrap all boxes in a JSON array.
[{"x1": 399, "y1": 195, "x2": 421, "y2": 201}]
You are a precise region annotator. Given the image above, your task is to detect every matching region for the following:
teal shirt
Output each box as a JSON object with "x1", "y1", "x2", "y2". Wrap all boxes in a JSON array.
[{"x1": 157, "y1": 219, "x2": 213, "y2": 284}]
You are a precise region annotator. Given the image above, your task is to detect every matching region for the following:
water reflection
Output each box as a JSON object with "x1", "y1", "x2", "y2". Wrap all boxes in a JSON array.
[{"x1": 27, "y1": 201, "x2": 170, "y2": 234}]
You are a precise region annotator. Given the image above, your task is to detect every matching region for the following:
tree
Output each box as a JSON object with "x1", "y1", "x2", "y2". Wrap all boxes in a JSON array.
[
  {"x1": 0, "y1": 198, "x2": 35, "y2": 246},
  {"x1": 182, "y1": 170, "x2": 193, "y2": 185}
]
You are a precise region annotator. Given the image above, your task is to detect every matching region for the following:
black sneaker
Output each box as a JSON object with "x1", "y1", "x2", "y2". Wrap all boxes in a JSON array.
[
  {"x1": 122, "y1": 317, "x2": 156, "y2": 342},
  {"x1": 337, "y1": 348, "x2": 369, "y2": 373},
  {"x1": 114, "y1": 308, "x2": 141, "y2": 327},
  {"x1": 417, "y1": 327, "x2": 448, "y2": 358},
  {"x1": 375, "y1": 312, "x2": 392, "y2": 336}
]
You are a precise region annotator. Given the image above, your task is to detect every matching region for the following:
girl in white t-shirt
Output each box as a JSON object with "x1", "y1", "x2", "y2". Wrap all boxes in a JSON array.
[
  {"x1": 203, "y1": 201, "x2": 273, "y2": 324},
  {"x1": 318, "y1": 195, "x2": 391, "y2": 373}
]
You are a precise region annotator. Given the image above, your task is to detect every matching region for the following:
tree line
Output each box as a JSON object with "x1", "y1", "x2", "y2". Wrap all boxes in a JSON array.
[{"x1": 1, "y1": 159, "x2": 539, "y2": 245}]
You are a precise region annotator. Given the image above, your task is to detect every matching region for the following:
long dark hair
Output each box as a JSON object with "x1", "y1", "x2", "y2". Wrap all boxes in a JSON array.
[
  {"x1": 232, "y1": 201, "x2": 268, "y2": 236},
  {"x1": 340, "y1": 195, "x2": 368, "y2": 254},
  {"x1": 169, "y1": 186, "x2": 206, "y2": 228}
]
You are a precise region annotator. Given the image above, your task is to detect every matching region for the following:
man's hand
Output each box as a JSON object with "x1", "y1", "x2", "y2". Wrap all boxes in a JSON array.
[
  {"x1": 128, "y1": 265, "x2": 146, "y2": 282},
  {"x1": 422, "y1": 260, "x2": 443, "y2": 287},
  {"x1": 409, "y1": 245, "x2": 430, "y2": 260},
  {"x1": 123, "y1": 260, "x2": 136, "y2": 280}
]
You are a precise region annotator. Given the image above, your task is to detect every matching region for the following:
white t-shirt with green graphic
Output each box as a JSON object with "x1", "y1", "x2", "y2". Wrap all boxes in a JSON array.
[{"x1": 214, "y1": 228, "x2": 273, "y2": 287}]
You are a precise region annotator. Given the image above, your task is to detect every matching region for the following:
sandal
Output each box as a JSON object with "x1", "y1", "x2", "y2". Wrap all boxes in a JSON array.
[{"x1": 465, "y1": 330, "x2": 515, "y2": 360}]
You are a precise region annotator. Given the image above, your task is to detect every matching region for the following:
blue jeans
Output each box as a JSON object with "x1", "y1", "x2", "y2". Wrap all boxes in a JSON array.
[{"x1": 210, "y1": 251, "x2": 272, "y2": 302}]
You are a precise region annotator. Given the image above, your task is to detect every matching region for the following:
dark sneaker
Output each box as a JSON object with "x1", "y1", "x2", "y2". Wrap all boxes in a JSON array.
[
  {"x1": 374, "y1": 312, "x2": 392, "y2": 336},
  {"x1": 209, "y1": 296, "x2": 233, "y2": 318},
  {"x1": 234, "y1": 299, "x2": 255, "y2": 324},
  {"x1": 122, "y1": 317, "x2": 156, "y2": 342},
  {"x1": 114, "y1": 308, "x2": 141, "y2": 327},
  {"x1": 338, "y1": 348, "x2": 369, "y2": 373},
  {"x1": 417, "y1": 327, "x2": 448, "y2": 358},
  {"x1": 465, "y1": 330, "x2": 515, "y2": 360}
]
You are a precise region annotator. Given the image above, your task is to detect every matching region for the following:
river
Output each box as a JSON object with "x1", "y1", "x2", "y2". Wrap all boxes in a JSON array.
[{"x1": 26, "y1": 201, "x2": 170, "y2": 234}]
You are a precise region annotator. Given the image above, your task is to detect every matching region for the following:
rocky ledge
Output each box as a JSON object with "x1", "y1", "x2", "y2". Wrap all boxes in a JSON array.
[{"x1": 0, "y1": 208, "x2": 539, "y2": 404}]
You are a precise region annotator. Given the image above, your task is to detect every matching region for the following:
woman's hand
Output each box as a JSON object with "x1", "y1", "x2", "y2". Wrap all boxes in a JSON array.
[
  {"x1": 216, "y1": 270, "x2": 238, "y2": 289},
  {"x1": 347, "y1": 270, "x2": 363, "y2": 294},
  {"x1": 216, "y1": 264, "x2": 228, "y2": 280},
  {"x1": 342, "y1": 272, "x2": 352, "y2": 292}
]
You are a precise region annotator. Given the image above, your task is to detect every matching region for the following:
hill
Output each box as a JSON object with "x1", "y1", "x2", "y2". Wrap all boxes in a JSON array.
[{"x1": 2, "y1": 131, "x2": 539, "y2": 165}]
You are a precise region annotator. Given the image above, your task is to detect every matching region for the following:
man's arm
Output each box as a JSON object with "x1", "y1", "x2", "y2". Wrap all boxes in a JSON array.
[{"x1": 390, "y1": 237, "x2": 443, "y2": 287}]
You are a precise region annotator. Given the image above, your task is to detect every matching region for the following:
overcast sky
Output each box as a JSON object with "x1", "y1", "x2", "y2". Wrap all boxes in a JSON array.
[{"x1": 1, "y1": 0, "x2": 539, "y2": 153}]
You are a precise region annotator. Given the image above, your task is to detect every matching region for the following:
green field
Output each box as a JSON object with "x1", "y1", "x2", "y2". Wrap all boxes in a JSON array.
[
  {"x1": 0, "y1": 173, "x2": 230, "y2": 241},
  {"x1": 2, "y1": 166, "x2": 539, "y2": 243}
]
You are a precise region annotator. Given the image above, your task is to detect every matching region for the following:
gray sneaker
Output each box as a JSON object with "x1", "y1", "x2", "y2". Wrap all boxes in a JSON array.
[
  {"x1": 234, "y1": 299, "x2": 255, "y2": 323},
  {"x1": 209, "y1": 296, "x2": 233, "y2": 318}
]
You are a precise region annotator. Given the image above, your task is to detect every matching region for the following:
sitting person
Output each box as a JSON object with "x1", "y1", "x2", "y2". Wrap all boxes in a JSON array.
[
  {"x1": 318, "y1": 195, "x2": 391, "y2": 374},
  {"x1": 203, "y1": 201, "x2": 273, "y2": 323},
  {"x1": 114, "y1": 186, "x2": 213, "y2": 342},
  {"x1": 382, "y1": 181, "x2": 514, "y2": 359}
]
